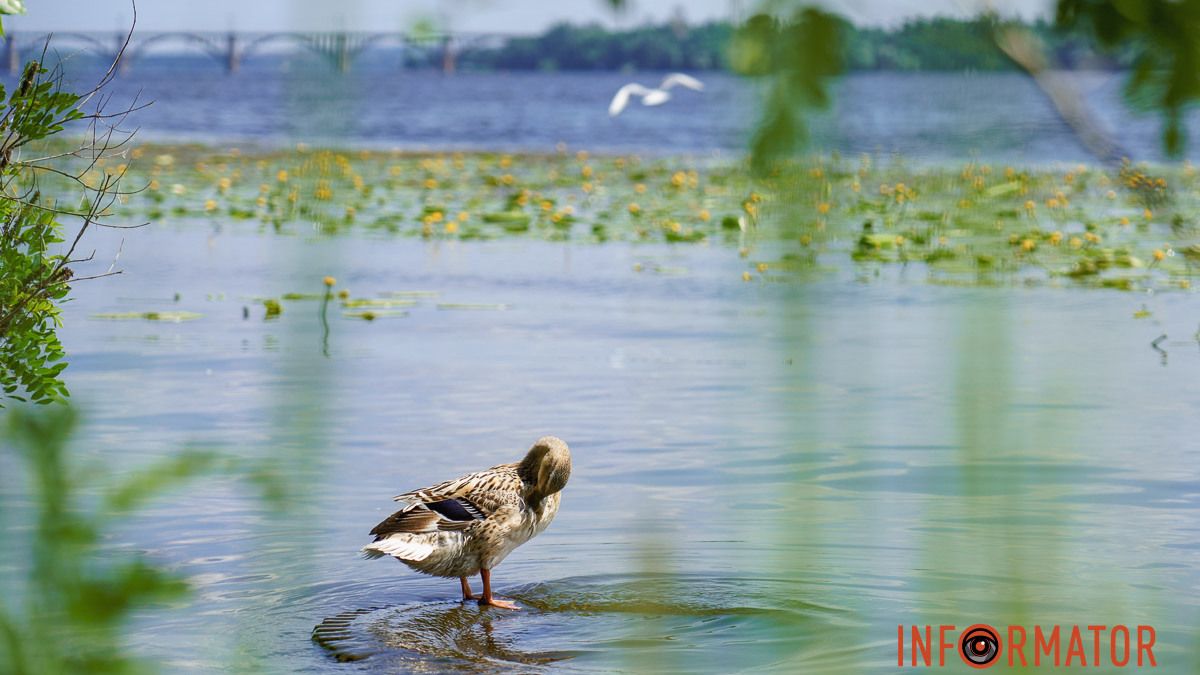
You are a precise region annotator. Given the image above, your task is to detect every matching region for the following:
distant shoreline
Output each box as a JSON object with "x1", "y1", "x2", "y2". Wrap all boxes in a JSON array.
[{"x1": 6, "y1": 17, "x2": 1127, "y2": 75}]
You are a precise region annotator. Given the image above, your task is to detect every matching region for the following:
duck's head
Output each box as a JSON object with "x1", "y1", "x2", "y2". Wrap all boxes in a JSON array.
[{"x1": 518, "y1": 436, "x2": 571, "y2": 507}]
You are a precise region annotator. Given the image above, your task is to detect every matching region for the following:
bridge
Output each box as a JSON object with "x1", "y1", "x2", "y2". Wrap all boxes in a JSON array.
[{"x1": 3, "y1": 30, "x2": 518, "y2": 75}]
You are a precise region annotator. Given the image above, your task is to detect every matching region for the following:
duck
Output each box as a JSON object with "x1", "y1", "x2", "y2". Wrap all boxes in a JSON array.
[{"x1": 362, "y1": 436, "x2": 571, "y2": 610}]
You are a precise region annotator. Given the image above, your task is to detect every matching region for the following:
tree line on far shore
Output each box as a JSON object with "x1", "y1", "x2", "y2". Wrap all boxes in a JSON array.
[{"x1": 453, "y1": 16, "x2": 1131, "y2": 72}]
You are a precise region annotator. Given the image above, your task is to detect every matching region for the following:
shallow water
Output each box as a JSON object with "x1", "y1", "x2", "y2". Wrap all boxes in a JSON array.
[{"x1": 3, "y1": 220, "x2": 1194, "y2": 672}]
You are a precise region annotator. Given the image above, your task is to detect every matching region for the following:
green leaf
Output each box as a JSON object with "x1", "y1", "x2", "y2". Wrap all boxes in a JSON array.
[{"x1": 104, "y1": 450, "x2": 225, "y2": 513}]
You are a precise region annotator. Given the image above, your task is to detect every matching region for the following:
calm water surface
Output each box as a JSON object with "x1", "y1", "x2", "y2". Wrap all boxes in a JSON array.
[
  {"x1": 5, "y1": 220, "x2": 1191, "y2": 672},
  {"x1": 16, "y1": 65, "x2": 1200, "y2": 162},
  {"x1": 1, "y1": 62, "x2": 1199, "y2": 672}
]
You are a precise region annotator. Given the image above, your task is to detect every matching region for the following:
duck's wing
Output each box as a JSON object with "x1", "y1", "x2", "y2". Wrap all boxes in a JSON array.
[
  {"x1": 659, "y1": 73, "x2": 704, "y2": 91},
  {"x1": 371, "y1": 464, "x2": 524, "y2": 538},
  {"x1": 393, "y1": 463, "x2": 523, "y2": 510},
  {"x1": 609, "y1": 83, "x2": 648, "y2": 116}
]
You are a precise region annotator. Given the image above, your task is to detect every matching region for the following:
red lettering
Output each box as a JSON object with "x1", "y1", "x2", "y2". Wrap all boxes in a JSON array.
[
  {"x1": 1137, "y1": 625, "x2": 1156, "y2": 667},
  {"x1": 1110, "y1": 625, "x2": 1130, "y2": 667},
  {"x1": 938, "y1": 625, "x2": 954, "y2": 666},
  {"x1": 1035, "y1": 626, "x2": 1061, "y2": 666},
  {"x1": 1066, "y1": 625, "x2": 1087, "y2": 666},
  {"x1": 1008, "y1": 625, "x2": 1027, "y2": 666},
  {"x1": 912, "y1": 625, "x2": 932, "y2": 667},
  {"x1": 1088, "y1": 625, "x2": 1106, "y2": 666}
]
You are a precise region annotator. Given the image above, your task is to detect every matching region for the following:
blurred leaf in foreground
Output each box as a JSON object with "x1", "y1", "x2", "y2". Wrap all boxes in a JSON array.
[
  {"x1": 1057, "y1": 0, "x2": 1200, "y2": 156},
  {"x1": 0, "y1": 406, "x2": 219, "y2": 674},
  {"x1": 731, "y1": 8, "x2": 847, "y2": 174}
]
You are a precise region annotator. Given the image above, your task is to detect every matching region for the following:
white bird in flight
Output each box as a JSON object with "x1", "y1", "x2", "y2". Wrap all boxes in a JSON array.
[{"x1": 608, "y1": 73, "x2": 705, "y2": 117}]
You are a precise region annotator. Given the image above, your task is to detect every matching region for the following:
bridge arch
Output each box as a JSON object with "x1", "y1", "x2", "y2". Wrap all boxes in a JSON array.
[
  {"x1": 4, "y1": 30, "x2": 520, "y2": 75},
  {"x1": 239, "y1": 32, "x2": 310, "y2": 63},
  {"x1": 123, "y1": 32, "x2": 228, "y2": 68},
  {"x1": 11, "y1": 32, "x2": 120, "y2": 61}
]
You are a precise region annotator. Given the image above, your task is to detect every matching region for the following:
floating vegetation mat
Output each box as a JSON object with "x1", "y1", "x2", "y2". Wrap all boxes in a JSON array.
[
  {"x1": 46, "y1": 142, "x2": 1200, "y2": 291},
  {"x1": 343, "y1": 309, "x2": 407, "y2": 320},
  {"x1": 436, "y1": 303, "x2": 511, "y2": 311},
  {"x1": 90, "y1": 311, "x2": 203, "y2": 322}
]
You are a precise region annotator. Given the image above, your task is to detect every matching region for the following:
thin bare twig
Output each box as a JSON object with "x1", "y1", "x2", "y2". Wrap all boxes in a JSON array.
[
  {"x1": 0, "y1": 1, "x2": 146, "y2": 341},
  {"x1": 105, "y1": 237, "x2": 125, "y2": 274},
  {"x1": 61, "y1": 270, "x2": 122, "y2": 284}
]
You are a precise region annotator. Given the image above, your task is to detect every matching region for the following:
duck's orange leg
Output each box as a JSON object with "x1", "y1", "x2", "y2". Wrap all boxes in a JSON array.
[
  {"x1": 459, "y1": 576, "x2": 476, "y2": 601},
  {"x1": 477, "y1": 568, "x2": 519, "y2": 610}
]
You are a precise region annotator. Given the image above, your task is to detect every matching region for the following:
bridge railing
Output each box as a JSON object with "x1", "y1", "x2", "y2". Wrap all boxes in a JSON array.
[{"x1": 2, "y1": 31, "x2": 518, "y2": 75}]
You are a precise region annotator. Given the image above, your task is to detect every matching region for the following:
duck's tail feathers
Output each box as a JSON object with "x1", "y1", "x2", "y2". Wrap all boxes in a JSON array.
[{"x1": 361, "y1": 535, "x2": 434, "y2": 561}]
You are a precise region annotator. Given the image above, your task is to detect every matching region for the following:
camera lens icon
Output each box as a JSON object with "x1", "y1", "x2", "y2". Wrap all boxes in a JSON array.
[{"x1": 959, "y1": 624, "x2": 1001, "y2": 668}]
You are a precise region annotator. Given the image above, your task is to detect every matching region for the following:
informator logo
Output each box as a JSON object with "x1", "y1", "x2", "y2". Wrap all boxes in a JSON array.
[
  {"x1": 897, "y1": 623, "x2": 1157, "y2": 668},
  {"x1": 959, "y1": 624, "x2": 1000, "y2": 668}
]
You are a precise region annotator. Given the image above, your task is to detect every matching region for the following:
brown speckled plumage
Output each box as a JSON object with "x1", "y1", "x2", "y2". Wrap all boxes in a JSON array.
[{"x1": 362, "y1": 437, "x2": 571, "y2": 591}]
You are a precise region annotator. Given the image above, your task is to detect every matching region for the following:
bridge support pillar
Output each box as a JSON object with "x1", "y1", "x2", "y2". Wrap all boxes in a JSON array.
[
  {"x1": 336, "y1": 33, "x2": 350, "y2": 73},
  {"x1": 225, "y1": 32, "x2": 239, "y2": 73},
  {"x1": 115, "y1": 32, "x2": 130, "y2": 73},
  {"x1": 5, "y1": 35, "x2": 17, "y2": 75},
  {"x1": 441, "y1": 36, "x2": 456, "y2": 75}
]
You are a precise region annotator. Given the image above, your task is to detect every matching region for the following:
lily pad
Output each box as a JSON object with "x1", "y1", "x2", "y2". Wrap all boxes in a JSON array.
[
  {"x1": 343, "y1": 310, "x2": 408, "y2": 320},
  {"x1": 380, "y1": 290, "x2": 439, "y2": 298},
  {"x1": 91, "y1": 311, "x2": 203, "y2": 322},
  {"x1": 341, "y1": 298, "x2": 418, "y2": 309},
  {"x1": 436, "y1": 303, "x2": 511, "y2": 311}
]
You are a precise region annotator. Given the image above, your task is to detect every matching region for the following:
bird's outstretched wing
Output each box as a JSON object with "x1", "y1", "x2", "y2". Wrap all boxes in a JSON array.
[
  {"x1": 659, "y1": 73, "x2": 705, "y2": 92},
  {"x1": 609, "y1": 83, "x2": 650, "y2": 116}
]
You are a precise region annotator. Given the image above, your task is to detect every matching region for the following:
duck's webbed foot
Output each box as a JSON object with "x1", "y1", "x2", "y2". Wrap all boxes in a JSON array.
[
  {"x1": 478, "y1": 596, "x2": 520, "y2": 610},
  {"x1": 477, "y1": 568, "x2": 520, "y2": 610}
]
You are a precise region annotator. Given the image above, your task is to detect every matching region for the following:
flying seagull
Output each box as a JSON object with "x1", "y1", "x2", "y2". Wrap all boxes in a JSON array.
[{"x1": 608, "y1": 73, "x2": 705, "y2": 117}]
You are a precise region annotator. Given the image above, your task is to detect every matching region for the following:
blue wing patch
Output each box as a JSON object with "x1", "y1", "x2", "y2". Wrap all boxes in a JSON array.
[{"x1": 426, "y1": 498, "x2": 486, "y2": 521}]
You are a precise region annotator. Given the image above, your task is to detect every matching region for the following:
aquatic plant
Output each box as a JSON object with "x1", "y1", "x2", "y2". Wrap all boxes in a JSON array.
[
  {"x1": 320, "y1": 276, "x2": 334, "y2": 355},
  {"x1": 71, "y1": 143, "x2": 1200, "y2": 298}
]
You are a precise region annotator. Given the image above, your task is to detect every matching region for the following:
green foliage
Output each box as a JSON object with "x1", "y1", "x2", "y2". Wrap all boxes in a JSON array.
[
  {"x1": 722, "y1": 2, "x2": 1187, "y2": 167},
  {"x1": 3, "y1": 64, "x2": 85, "y2": 144},
  {"x1": 0, "y1": 197, "x2": 70, "y2": 405},
  {"x1": 732, "y1": 10, "x2": 846, "y2": 174},
  {"x1": 0, "y1": 61, "x2": 94, "y2": 406},
  {"x1": 1057, "y1": 0, "x2": 1200, "y2": 156},
  {"x1": 459, "y1": 22, "x2": 733, "y2": 71},
  {"x1": 1, "y1": 406, "x2": 220, "y2": 674},
  {"x1": 452, "y1": 16, "x2": 1123, "y2": 74},
  {"x1": 0, "y1": 1, "x2": 28, "y2": 37},
  {"x1": 849, "y1": 17, "x2": 1025, "y2": 70}
]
